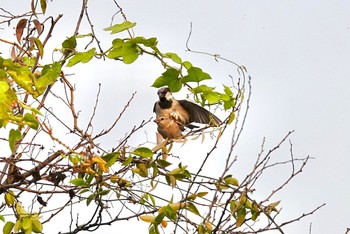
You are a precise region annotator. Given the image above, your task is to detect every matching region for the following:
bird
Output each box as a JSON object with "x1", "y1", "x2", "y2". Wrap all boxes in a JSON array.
[
  {"x1": 154, "y1": 116, "x2": 183, "y2": 139},
  {"x1": 153, "y1": 87, "x2": 222, "y2": 139}
]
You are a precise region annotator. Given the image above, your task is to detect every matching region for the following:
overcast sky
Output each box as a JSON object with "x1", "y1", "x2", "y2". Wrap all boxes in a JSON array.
[{"x1": 2, "y1": 0, "x2": 350, "y2": 233}]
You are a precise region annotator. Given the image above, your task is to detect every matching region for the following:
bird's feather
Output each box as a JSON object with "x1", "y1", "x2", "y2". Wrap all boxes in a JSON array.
[{"x1": 178, "y1": 100, "x2": 222, "y2": 126}]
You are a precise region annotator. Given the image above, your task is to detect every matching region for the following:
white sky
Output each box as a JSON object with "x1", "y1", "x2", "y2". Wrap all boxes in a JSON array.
[{"x1": 1, "y1": 0, "x2": 350, "y2": 233}]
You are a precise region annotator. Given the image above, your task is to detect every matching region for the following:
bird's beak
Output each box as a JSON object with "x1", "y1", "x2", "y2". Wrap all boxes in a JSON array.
[{"x1": 154, "y1": 119, "x2": 160, "y2": 123}]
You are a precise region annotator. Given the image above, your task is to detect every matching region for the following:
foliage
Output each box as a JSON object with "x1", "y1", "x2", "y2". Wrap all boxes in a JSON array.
[{"x1": 0, "y1": 1, "x2": 322, "y2": 234}]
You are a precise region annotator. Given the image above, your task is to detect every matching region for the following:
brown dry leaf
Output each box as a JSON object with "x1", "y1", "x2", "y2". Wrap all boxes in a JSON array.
[
  {"x1": 10, "y1": 47, "x2": 16, "y2": 60},
  {"x1": 16, "y1": 19, "x2": 28, "y2": 43},
  {"x1": 33, "y1": 19, "x2": 43, "y2": 36},
  {"x1": 31, "y1": 0, "x2": 37, "y2": 17}
]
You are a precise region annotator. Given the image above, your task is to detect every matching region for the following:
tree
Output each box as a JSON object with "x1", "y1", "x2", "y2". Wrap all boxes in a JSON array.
[{"x1": 0, "y1": 1, "x2": 323, "y2": 233}]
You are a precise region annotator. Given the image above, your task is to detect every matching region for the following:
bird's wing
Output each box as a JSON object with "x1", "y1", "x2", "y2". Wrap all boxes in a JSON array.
[
  {"x1": 178, "y1": 100, "x2": 222, "y2": 126},
  {"x1": 153, "y1": 102, "x2": 158, "y2": 113}
]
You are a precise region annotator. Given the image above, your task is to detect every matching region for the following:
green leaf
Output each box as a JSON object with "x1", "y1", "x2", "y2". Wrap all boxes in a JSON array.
[
  {"x1": 148, "y1": 194, "x2": 156, "y2": 206},
  {"x1": 33, "y1": 37, "x2": 44, "y2": 58},
  {"x1": 86, "y1": 193, "x2": 95, "y2": 206},
  {"x1": 5, "y1": 59, "x2": 36, "y2": 95},
  {"x1": 164, "y1": 52, "x2": 182, "y2": 64},
  {"x1": 67, "y1": 48, "x2": 96, "y2": 67},
  {"x1": 62, "y1": 36, "x2": 77, "y2": 56},
  {"x1": 197, "y1": 192, "x2": 208, "y2": 197},
  {"x1": 78, "y1": 188, "x2": 90, "y2": 194},
  {"x1": 164, "y1": 205, "x2": 177, "y2": 220},
  {"x1": 3, "y1": 221, "x2": 14, "y2": 234},
  {"x1": 187, "y1": 202, "x2": 200, "y2": 216},
  {"x1": 220, "y1": 93, "x2": 231, "y2": 101},
  {"x1": 156, "y1": 159, "x2": 172, "y2": 168},
  {"x1": 224, "y1": 175, "x2": 239, "y2": 186},
  {"x1": 132, "y1": 163, "x2": 148, "y2": 177},
  {"x1": 85, "y1": 173, "x2": 94, "y2": 185},
  {"x1": 0, "y1": 81, "x2": 17, "y2": 128},
  {"x1": 251, "y1": 210, "x2": 260, "y2": 221},
  {"x1": 166, "y1": 175, "x2": 176, "y2": 188},
  {"x1": 227, "y1": 112, "x2": 235, "y2": 124},
  {"x1": 122, "y1": 155, "x2": 133, "y2": 166},
  {"x1": 187, "y1": 191, "x2": 208, "y2": 200},
  {"x1": 239, "y1": 193, "x2": 247, "y2": 207},
  {"x1": 40, "y1": 0, "x2": 47, "y2": 14},
  {"x1": 68, "y1": 154, "x2": 80, "y2": 165},
  {"x1": 34, "y1": 62, "x2": 61, "y2": 97},
  {"x1": 268, "y1": 200, "x2": 281, "y2": 208},
  {"x1": 236, "y1": 207, "x2": 246, "y2": 227},
  {"x1": 266, "y1": 200, "x2": 280, "y2": 214},
  {"x1": 203, "y1": 91, "x2": 220, "y2": 104},
  {"x1": 251, "y1": 202, "x2": 260, "y2": 221},
  {"x1": 230, "y1": 200, "x2": 238, "y2": 213},
  {"x1": 9, "y1": 129, "x2": 21, "y2": 153},
  {"x1": 224, "y1": 100, "x2": 235, "y2": 110},
  {"x1": 183, "y1": 67, "x2": 211, "y2": 83},
  {"x1": 133, "y1": 147, "x2": 153, "y2": 158},
  {"x1": 23, "y1": 113, "x2": 39, "y2": 130},
  {"x1": 191, "y1": 85, "x2": 215, "y2": 94},
  {"x1": 140, "y1": 193, "x2": 148, "y2": 204},
  {"x1": 151, "y1": 68, "x2": 181, "y2": 92},
  {"x1": 104, "y1": 21, "x2": 136, "y2": 34},
  {"x1": 19, "y1": 102, "x2": 43, "y2": 115},
  {"x1": 154, "y1": 212, "x2": 166, "y2": 225},
  {"x1": 0, "y1": 68, "x2": 6, "y2": 78},
  {"x1": 132, "y1": 37, "x2": 158, "y2": 47},
  {"x1": 149, "y1": 224, "x2": 158, "y2": 234},
  {"x1": 98, "y1": 190, "x2": 110, "y2": 196},
  {"x1": 5, "y1": 190, "x2": 16, "y2": 206},
  {"x1": 0, "y1": 81, "x2": 9, "y2": 93},
  {"x1": 15, "y1": 203, "x2": 27, "y2": 216},
  {"x1": 22, "y1": 217, "x2": 32, "y2": 231},
  {"x1": 62, "y1": 36, "x2": 77, "y2": 50},
  {"x1": 70, "y1": 178, "x2": 89, "y2": 187},
  {"x1": 223, "y1": 85, "x2": 233, "y2": 96},
  {"x1": 22, "y1": 57, "x2": 36, "y2": 66},
  {"x1": 0, "y1": 214, "x2": 5, "y2": 222},
  {"x1": 182, "y1": 61, "x2": 192, "y2": 69},
  {"x1": 101, "y1": 152, "x2": 119, "y2": 167},
  {"x1": 31, "y1": 218, "x2": 43, "y2": 233},
  {"x1": 108, "y1": 40, "x2": 139, "y2": 64},
  {"x1": 14, "y1": 218, "x2": 22, "y2": 232},
  {"x1": 244, "y1": 199, "x2": 253, "y2": 209}
]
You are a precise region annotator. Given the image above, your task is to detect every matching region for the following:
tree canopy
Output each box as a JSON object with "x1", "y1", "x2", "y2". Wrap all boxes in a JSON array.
[{"x1": 0, "y1": 1, "x2": 323, "y2": 233}]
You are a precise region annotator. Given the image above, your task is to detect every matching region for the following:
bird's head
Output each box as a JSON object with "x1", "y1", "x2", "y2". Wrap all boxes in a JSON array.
[
  {"x1": 157, "y1": 87, "x2": 173, "y2": 101},
  {"x1": 154, "y1": 116, "x2": 170, "y2": 127}
]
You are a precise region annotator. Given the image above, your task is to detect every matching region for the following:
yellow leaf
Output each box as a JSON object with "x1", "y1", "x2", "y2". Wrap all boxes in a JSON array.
[
  {"x1": 169, "y1": 175, "x2": 176, "y2": 188},
  {"x1": 169, "y1": 202, "x2": 186, "y2": 211},
  {"x1": 227, "y1": 112, "x2": 235, "y2": 125},
  {"x1": 92, "y1": 156, "x2": 108, "y2": 173},
  {"x1": 140, "y1": 215, "x2": 155, "y2": 223},
  {"x1": 236, "y1": 207, "x2": 246, "y2": 227},
  {"x1": 158, "y1": 206, "x2": 165, "y2": 214},
  {"x1": 5, "y1": 190, "x2": 15, "y2": 206},
  {"x1": 151, "y1": 137, "x2": 168, "y2": 153},
  {"x1": 205, "y1": 221, "x2": 212, "y2": 232},
  {"x1": 85, "y1": 168, "x2": 96, "y2": 175}
]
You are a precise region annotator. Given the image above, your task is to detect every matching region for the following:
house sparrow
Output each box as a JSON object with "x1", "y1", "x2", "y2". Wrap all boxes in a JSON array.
[
  {"x1": 154, "y1": 116, "x2": 183, "y2": 139},
  {"x1": 153, "y1": 87, "x2": 221, "y2": 139}
]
